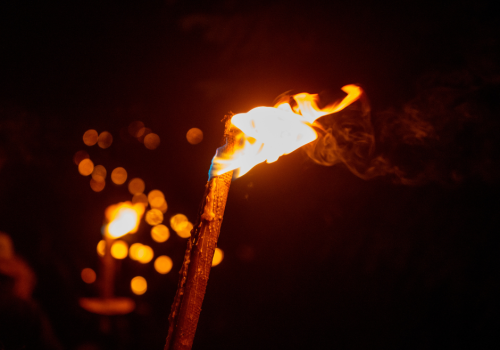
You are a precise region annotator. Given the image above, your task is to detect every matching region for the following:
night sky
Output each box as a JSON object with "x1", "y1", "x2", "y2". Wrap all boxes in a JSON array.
[{"x1": 1, "y1": 1, "x2": 499, "y2": 349}]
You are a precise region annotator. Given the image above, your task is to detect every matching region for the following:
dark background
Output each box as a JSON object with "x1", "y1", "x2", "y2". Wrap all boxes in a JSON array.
[{"x1": 1, "y1": 0, "x2": 499, "y2": 349}]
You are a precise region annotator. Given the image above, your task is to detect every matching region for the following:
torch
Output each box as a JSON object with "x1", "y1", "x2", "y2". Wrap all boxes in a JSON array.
[
  {"x1": 164, "y1": 85, "x2": 363, "y2": 349},
  {"x1": 79, "y1": 201, "x2": 145, "y2": 329}
]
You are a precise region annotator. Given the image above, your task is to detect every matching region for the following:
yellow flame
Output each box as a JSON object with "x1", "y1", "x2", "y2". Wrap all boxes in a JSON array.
[
  {"x1": 210, "y1": 85, "x2": 362, "y2": 178},
  {"x1": 105, "y1": 202, "x2": 145, "y2": 239}
]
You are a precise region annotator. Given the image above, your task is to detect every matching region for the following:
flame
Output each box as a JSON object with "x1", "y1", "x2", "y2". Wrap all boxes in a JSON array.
[
  {"x1": 209, "y1": 85, "x2": 363, "y2": 178},
  {"x1": 105, "y1": 201, "x2": 145, "y2": 239}
]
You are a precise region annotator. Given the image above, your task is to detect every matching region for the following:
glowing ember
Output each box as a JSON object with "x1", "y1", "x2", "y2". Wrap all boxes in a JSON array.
[
  {"x1": 210, "y1": 85, "x2": 362, "y2": 178},
  {"x1": 105, "y1": 202, "x2": 145, "y2": 239}
]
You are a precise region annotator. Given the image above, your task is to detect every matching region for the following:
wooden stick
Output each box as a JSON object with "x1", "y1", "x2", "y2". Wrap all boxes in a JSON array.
[{"x1": 164, "y1": 116, "x2": 234, "y2": 350}]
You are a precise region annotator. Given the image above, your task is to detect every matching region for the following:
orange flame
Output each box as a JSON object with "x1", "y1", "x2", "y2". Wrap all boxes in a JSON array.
[
  {"x1": 105, "y1": 201, "x2": 145, "y2": 239},
  {"x1": 210, "y1": 85, "x2": 363, "y2": 178}
]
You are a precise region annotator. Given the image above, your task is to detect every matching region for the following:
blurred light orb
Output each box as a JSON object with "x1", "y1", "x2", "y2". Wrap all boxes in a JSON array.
[
  {"x1": 170, "y1": 214, "x2": 188, "y2": 232},
  {"x1": 154, "y1": 255, "x2": 173, "y2": 274},
  {"x1": 73, "y1": 150, "x2": 90, "y2": 165},
  {"x1": 97, "y1": 131, "x2": 113, "y2": 149},
  {"x1": 128, "y1": 121, "x2": 145, "y2": 138},
  {"x1": 90, "y1": 178, "x2": 106, "y2": 192},
  {"x1": 212, "y1": 247, "x2": 224, "y2": 267},
  {"x1": 111, "y1": 240, "x2": 128, "y2": 259},
  {"x1": 132, "y1": 193, "x2": 148, "y2": 206},
  {"x1": 186, "y1": 128, "x2": 203, "y2": 144},
  {"x1": 151, "y1": 224, "x2": 170, "y2": 243},
  {"x1": 176, "y1": 221, "x2": 193, "y2": 238},
  {"x1": 157, "y1": 200, "x2": 168, "y2": 213},
  {"x1": 129, "y1": 243, "x2": 143, "y2": 261},
  {"x1": 138, "y1": 127, "x2": 152, "y2": 143},
  {"x1": 78, "y1": 158, "x2": 94, "y2": 176},
  {"x1": 81, "y1": 268, "x2": 97, "y2": 284},
  {"x1": 97, "y1": 240, "x2": 106, "y2": 257},
  {"x1": 128, "y1": 178, "x2": 145, "y2": 195},
  {"x1": 111, "y1": 167, "x2": 128, "y2": 185},
  {"x1": 92, "y1": 165, "x2": 107, "y2": 182},
  {"x1": 148, "y1": 190, "x2": 166, "y2": 209},
  {"x1": 83, "y1": 129, "x2": 98, "y2": 146},
  {"x1": 144, "y1": 133, "x2": 160, "y2": 150},
  {"x1": 131, "y1": 276, "x2": 147, "y2": 295},
  {"x1": 145, "y1": 209, "x2": 164, "y2": 226},
  {"x1": 137, "y1": 245, "x2": 154, "y2": 264}
]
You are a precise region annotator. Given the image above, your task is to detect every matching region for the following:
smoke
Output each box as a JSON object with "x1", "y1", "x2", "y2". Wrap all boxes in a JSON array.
[{"x1": 293, "y1": 73, "x2": 500, "y2": 186}]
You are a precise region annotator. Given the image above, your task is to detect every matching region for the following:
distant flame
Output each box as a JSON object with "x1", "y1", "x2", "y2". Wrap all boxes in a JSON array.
[
  {"x1": 209, "y1": 85, "x2": 363, "y2": 178},
  {"x1": 105, "y1": 202, "x2": 145, "y2": 239}
]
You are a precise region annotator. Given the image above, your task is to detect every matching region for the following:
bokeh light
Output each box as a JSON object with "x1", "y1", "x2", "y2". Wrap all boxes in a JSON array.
[
  {"x1": 81, "y1": 268, "x2": 97, "y2": 284},
  {"x1": 145, "y1": 209, "x2": 163, "y2": 225},
  {"x1": 97, "y1": 240, "x2": 106, "y2": 257},
  {"x1": 92, "y1": 165, "x2": 107, "y2": 182},
  {"x1": 151, "y1": 224, "x2": 169, "y2": 243},
  {"x1": 170, "y1": 214, "x2": 188, "y2": 232},
  {"x1": 176, "y1": 221, "x2": 193, "y2": 238},
  {"x1": 144, "y1": 133, "x2": 160, "y2": 150},
  {"x1": 78, "y1": 158, "x2": 94, "y2": 176},
  {"x1": 83, "y1": 129, "x2": 98, "y2": 146},
  {"x1": 129, "y1": 243, "x2": 143, "y2": 261},
  {"x1": 137, "y1": 127, "x2": 152, "y2": 143},
  {"x1": 148, "y1": 190, "x2": 166, "y2": 209},
  {"x1": 170, "y1": 214, "x2": 193, "y2": 238},
  {"x1": 132, "y1": 193, "x2": 148, "y2": 206},
  {"x1": 128, "y1": 178, "x2": 145, "y2": 195},
  {"x1": 154, "y1": 255, "x2": 173, "y2": 274},
  {"x1": 137, "y1": 245, "x2": 154, "y2": 264},
  {"x1": 186, "y1": 128, "x2": 203, "y2": 144},
  {"x1": 111, "y1": 167, "x2": 128, "y2": 185},
  {"x1": 90, "y1": 178, "x2": 106, "y2": 192},
  {"x1": 73, "y1": 150, "x2": 89, "y2": 165},
  {"x1": 128, "y1": 121, "x2": 145, "y2": 138},
  {"x1": 131, "y1": 276, "x2": 147, "y2": 295},
  {"x1": 212, "y1": 247, "x2": 224, "y2": 267},
  {"x1": 97, "y1": 131, "x2": 113, "y2": 149},
  {"x1": 111, "y1": 240, "x2": 128, "y2": 259}
]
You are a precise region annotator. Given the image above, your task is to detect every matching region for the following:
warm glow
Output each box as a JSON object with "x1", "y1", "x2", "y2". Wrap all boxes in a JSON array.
[
  {"x1": 186, "y1": 128, "x2": 203, "y2": 144},
  {"x1": 157, "y1": 200, "x2": 168, "y2": 213},
  {"x1": 92, "y1": 165, "x2": 107, "y2": 182},
  {"x1": 128, "y1": 178, "x2": 145, "y2": 195},
  {"x1": 212, "y1": 247, "x2": 224, "y2": 267},
  {"x1": 83, "y1": 129, "x2": 98, "y2": 146},
  {"x1": 151, "y1": 224, "x2": 170, "y2": 243},
  {"x1": 105, "y1": 202, "x2": 145, "y2": 238},
  {"x1": 154, "y1": 255, "x2": 173, "y2": 274},
  {"x1": 148, "y1": 190, "x2": 166, "y2": 209},
  {"x1": 129, "y1": 243, "x2": 143, "y2": 261},
  {"x1": 144, "y1": 133, "x2": 161, "y2": 150},
  {"x1": 111, "y1": 167, "x2": 128, "y2": 185},
  {"x1": 145, "y1": 208, "x2": 164, "y2": 226},
  {"x1": 137, "y1": 245, "x2": 154, "y2": 264},
  {"x1": 132, "y1": 193, "x2": 148, "y2": 206},
  {"x1": 78, "y1": 158, "x2": 94, "y2": 176},
  {"x1": 90, "y1": 178, "x2": 106, "y2": 192},
  {"x1": 111, "y1": 240, "x2": 128, "y2": 259},
  {"x1": 131, "y1": 276, "x2": 147, "y2": 295},
  {"x1": 210, "y1": 85, "x2": 362, "y2": 178},
  {"x1": 98, "y1": 131, "x2": 113, "y2": 149},
  {"x1": 170, "y1": 214, "x2": 188, "y2": 232},
  {"x1": 74, "y1": 150, "x2": 89, "y2": 165},
  {"x1": 81, "y1": 268, "x2": 97, "y2": 283},
  {"x1": 97, "y1": 240, "x2": 106, "y2": 257},
  {"x1": 176, "y1": 221, "x2": 193, "y2": 238}
]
